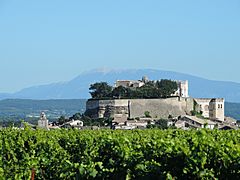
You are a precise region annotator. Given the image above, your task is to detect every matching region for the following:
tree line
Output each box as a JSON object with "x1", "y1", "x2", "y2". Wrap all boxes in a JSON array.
[{"x1": 89, "y1": 79, "x2": 178, "y2": 99}]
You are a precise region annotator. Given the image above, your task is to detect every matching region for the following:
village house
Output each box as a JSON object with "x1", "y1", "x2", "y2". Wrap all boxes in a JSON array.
[
  {"x1": 180, "y1": 115, "x2": 216, "y2": 129},
  {"x1": 62, "y1": 120, "x2": 83, "y2": 129}
]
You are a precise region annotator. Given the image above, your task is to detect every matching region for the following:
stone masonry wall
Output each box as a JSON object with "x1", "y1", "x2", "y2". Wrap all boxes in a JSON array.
[
  {"x1": 129, "y1": 98, "x2": 193, "y2": 119},
  {"x1": 86, "y1": 97, "x2": 194, "y2": 119}
]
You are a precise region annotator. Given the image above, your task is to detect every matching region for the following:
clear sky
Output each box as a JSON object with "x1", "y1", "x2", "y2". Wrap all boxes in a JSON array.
[{"x1": 0, "y1": 0, "x2": 240, "y2": 92}]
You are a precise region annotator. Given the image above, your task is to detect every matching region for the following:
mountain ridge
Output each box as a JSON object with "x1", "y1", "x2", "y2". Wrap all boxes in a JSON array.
[{"x1": 1, "y1": 68, "x2": 240, "y2": 102}]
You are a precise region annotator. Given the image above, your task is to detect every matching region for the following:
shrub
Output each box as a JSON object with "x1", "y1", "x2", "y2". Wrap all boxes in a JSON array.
[{"x1": 144, "y1": 111, "x2": 151, "y2": 118}]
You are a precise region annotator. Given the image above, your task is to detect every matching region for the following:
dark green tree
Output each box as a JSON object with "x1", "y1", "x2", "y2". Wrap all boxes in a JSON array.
[
  {"x1": 138, "y1": 85, "x2": 158, "y2": 98},
  {"x1": 156, "y1": 79, "x2": 178, "y2": 98},
  {"x1": 88, "y1": 79, "x2": 178, "y2": 99},
  {"x1": 112, "y1": 86, "x2": 128, "y2": 99},
  {"x1": 58, "y1": 115, "x2": 66, "y2": 125},
  {"x1": 155, "y1": 119, "x2": 168, "y2": 129},
  {"x1": 70, "y1": 113, "x2": 82, "y2": 120},
  {"x1": 89, "y1": 82, "x2": 112, "y2": 99}
]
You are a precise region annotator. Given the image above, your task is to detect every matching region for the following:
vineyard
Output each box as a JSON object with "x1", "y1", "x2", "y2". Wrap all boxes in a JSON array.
[{"x1": 0, "y1": 128, "x2": 240, "y2": 179}]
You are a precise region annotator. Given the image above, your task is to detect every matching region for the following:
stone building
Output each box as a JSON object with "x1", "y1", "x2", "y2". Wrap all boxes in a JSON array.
[
  {"x1": 115, "y1": 80, "x2": 145, "y2": 88},
  {"x1": 174, "y1": 80, "x2": 189, "y2": 98},
  {"x1": 194, "y1": 98, "x2": 225, "y2": 122},
  {"x1": 62, "y1": 120, "x2": 83, "y2": 129},
  {"x1": 115, "y1": 77, "x2": 189, "y2": 98},
  {"x1": 38, "y1": 112, "x2": 49, "y2": 129},
  {"x1": 181, "y1": 115, "x2": 216, "y2": 129},
  {"x1": 209, "y1": 98, "x2": 225, "y2": 122}
]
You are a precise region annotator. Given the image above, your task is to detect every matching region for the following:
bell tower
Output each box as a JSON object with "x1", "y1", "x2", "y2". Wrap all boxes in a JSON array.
[
  {"x1": 38, "y1": 112, "x2": 49, "y2": 129},
  {"x1": 209, "y1": 98, "x2": 224, "y2": 122}
]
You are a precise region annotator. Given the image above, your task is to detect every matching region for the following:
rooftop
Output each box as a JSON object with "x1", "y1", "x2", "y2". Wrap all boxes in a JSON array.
[{"x1": 183, "y1": 115, "x2": 216, "y2": 125}]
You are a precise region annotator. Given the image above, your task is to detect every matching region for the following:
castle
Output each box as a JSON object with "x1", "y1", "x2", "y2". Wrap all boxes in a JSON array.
[{"x1": 86, "y1": 77, "x2": 225, "y2": 123}]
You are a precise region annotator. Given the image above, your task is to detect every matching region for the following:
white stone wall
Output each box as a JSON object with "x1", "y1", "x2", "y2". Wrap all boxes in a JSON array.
[
  {"x1": 86, "y1": 97, "x2": 194, "y2": 119},
  {"x1": 194, "y1": 98, "x2": 212, "y2": 118},
  {"x1": 194, "y1": 98, "x2": 225, "y2": 122},
  {"x1": 174, "y1": 80, "x2": 189, "y2": 97},
  {"x1": 38, "y1": 119, "x2": 49, "y2": 129},
  {"x1": 209, "y1": 98, "x2": 225, "y2": 122},
  {"x1": 115, "y1": 80, "x2": 131, "y2": 88},
  {"x1": 115, "y1": 80, "x2": 144, "y2": 88},
  {"x1": 180, "y1": 80, "x2": 189, "y2": 97},
  {"x1": 38, "y1": 112, "x2": 49, "y2": 129}
]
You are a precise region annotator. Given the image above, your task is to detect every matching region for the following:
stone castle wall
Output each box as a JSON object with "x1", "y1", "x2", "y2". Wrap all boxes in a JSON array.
[
  {"x1": 86, "y1": 97, "x2": 194, "y2": 119},
  {"x1": 129, "y1": 98, "x2": 193, "y2": 119}
]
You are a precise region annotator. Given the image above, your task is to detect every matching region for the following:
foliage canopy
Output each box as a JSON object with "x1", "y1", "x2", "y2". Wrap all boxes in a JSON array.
[
  {"x1": 89, "y1": 79, "x2": 178, "y2": 99},
  {"x1": 1, "y1": 129, "x2": 240, "y2": 179}
]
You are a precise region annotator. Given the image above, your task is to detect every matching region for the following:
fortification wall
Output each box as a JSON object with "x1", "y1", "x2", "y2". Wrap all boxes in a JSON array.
[
  {"x1": 129, "y1": 98, "x2": 193, "y2": 119},
  {"x1": 86, "y1": 97, "x2": 194, "y2": 119}
]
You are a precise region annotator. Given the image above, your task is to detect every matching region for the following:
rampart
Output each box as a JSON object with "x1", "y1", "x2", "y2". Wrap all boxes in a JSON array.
[{"x1": 85, "y1": 97, "x2": 194, "y2": 119}]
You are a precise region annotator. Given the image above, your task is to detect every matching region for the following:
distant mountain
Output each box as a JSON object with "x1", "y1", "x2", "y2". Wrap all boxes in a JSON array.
[{"x1": 1, "y1": 68, "x2": 240, "y2": 102}]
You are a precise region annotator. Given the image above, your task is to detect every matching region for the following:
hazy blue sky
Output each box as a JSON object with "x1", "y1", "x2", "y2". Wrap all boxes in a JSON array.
[{"x1": 0, "y1": 0, "x2": 239, "y2": 92}]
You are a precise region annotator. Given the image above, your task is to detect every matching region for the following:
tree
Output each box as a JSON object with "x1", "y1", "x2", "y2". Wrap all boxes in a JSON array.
[
  {"x1": 89, "y1": 82, "x2": 112, "y2": 99},
  {"x1": 70, "y1": 113, "x2": 82, "y2": 120},
  {"x1": 156, "y1": 79, "x2": 178, "y2": 98},
  {"x1": 88, "y1": 79, "x2": 178, "y2": 99},
  {"x1": 155, "y1": 119, "x2": 168, "y2": 129},
  {"x1": 138, "y1": 85, "x2": 159, "y2": 99},
  {"x1": 112, "y1": 86, "x2": 128, "y2": 99},
  {"x1": 58, "y1": 115, "x2": 66, "y2": 125}
]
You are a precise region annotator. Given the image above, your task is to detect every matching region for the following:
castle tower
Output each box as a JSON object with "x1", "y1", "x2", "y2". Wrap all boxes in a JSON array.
[
  {"x1": 179, "y1": 80, "x2": 189, "y2": 97},
  {"x1": 209, "y1": 98, "x2": 224, "y2": 122},
  {"x1": 38, "y1": 112, "x2": 49, "y2": 129},
  {"x1": 142, "y1": 76, "x2": 149, "y2": 83}
]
